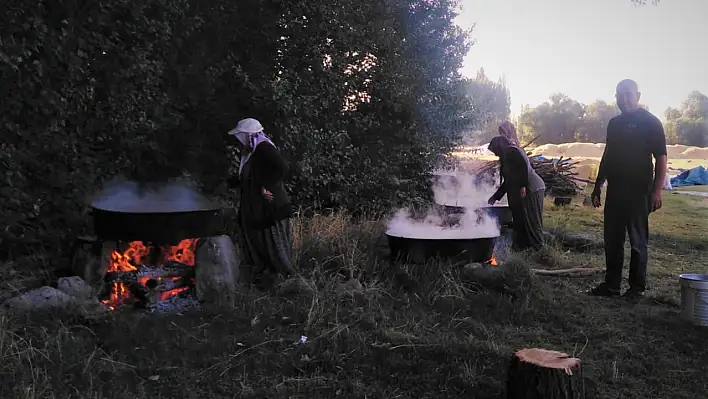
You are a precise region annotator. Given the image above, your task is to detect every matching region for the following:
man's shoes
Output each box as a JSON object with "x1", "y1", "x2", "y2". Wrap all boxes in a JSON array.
[
  {"x1": 622, "y1": 289, "x2": 645, "y2": 301},
  {"x1": 587, "y1": 283, "x2": 621, "y2": 297}
]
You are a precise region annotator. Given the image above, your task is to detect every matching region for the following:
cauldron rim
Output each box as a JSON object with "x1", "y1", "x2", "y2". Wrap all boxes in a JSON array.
[
  {"x1": 384, "y1": 231, "x2": 500, "y2": 241},
  {"x1": 90, "y1": 204, "x2": 222, "y2": 215},
  {"x1": 435, "y1": 202, "x2": 510, "y2": 209}
]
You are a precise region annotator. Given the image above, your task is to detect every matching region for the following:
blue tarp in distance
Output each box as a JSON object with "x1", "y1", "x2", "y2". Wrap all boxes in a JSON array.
[
  {"x1": 670, "y1": 166, "x2": 708, "y2": 187},
  {"x1": 533, "y1": 155, "x2": 571, "y2": 164}
]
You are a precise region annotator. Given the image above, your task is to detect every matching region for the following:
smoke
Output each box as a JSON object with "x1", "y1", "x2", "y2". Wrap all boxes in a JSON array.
[
  {"x1": 386, "y1": 207, "x2": 500, "y2": 239},
  {"x1": 385, "y1": 170, "x2": 506, "y2": 239},
  {"x1": 432, "y1": 170, "x2": 507, "y2": 209},
  {"x1": 90, "y1": 178, "x2": 218, "y2": 213}
]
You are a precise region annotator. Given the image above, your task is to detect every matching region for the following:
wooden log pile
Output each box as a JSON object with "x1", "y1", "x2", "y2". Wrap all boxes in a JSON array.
[
  {"x1": 471, "y1": 154, "x2": 585, "y2": 197},
  {"x1": 531, "y1": 155, "x2": 583, "y2": 197}
]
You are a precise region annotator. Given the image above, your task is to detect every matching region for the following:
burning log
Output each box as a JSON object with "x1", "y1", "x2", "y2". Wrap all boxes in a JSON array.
[
  {"x1": 105, "y1": 263, "x2": 195, "y2": 283},
  {"x1": 506, "y1": 348, "x2": 584, "y2": 399},
  {"x1": 124, "y1": 276, "x2": 194, "y2": 309}
]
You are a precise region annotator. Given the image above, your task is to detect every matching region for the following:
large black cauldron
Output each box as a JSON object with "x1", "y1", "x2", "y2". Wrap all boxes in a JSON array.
[
  {"x1": 90, "y1": 207, "x2": 226, "y2": 244},
  {"x1": 89, "y1": 182, "x2": 228, "y2": 244},
  {"x1": 386, "y1": 232, "x2": 497, "y2": 264}
]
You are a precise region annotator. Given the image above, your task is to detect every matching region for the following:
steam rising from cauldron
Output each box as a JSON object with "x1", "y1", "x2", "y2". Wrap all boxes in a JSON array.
[
  {"x1": 432, "y1": 170, "x2": 507, "y2": 209},
  {"x1": 385, "y1": 170, "x2": 505, "y2": 239},
  {"x1": 90, "y1": 178, "x2": 218, "y2": 213}
]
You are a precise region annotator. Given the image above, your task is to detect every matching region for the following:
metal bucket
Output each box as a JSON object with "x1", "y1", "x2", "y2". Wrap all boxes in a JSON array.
[{"x1": 679, "y1": 274, "x2": 708, "y2": 327}]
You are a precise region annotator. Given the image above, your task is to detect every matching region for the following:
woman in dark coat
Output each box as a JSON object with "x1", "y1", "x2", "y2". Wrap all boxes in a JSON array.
[
  {"x1": 487, "y1": 135, "x2": 546, "y2": 251},
  {"x1": 227, "y1": 118, "x2": 294, "y2": 285}
]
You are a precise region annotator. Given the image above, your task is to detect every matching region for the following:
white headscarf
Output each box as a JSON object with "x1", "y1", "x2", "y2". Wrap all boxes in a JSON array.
[{"x1": 228, "y1": 118, "x2": 275, "y2": 176}]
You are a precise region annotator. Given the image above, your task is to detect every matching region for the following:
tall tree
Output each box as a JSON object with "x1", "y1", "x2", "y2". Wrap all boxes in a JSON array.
[
  {"x1": 517, "y1": 94, "x2": 585, "y2": 144},
  {"x1": 461, "y1": 68, "x2": 511, "y2": 144},
  {"x1": 576, "y1": 100, "x2": 619, "y2": 143},
  {"x1": 673, "y1": 91, "x2": 708, "y2": 147},
  {"x1": 664, "y1": 107, "x2": 682, "y2": 145}
]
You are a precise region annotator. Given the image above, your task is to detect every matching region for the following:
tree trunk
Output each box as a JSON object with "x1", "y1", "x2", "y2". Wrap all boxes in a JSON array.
[{"x1": 506, "y1": 348, "x2": 584, "y2": 399}]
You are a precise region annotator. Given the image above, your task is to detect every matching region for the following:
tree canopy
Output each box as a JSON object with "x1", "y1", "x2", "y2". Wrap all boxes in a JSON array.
[
  {"x1": 665, "y1": 91, "x2": 708, "y2": 147},
  {"x1": 0, "y1": 0, "x2": 475, "y2": 260},
  {"x1": 461, "y1": 68, "x2": 511, "y2": 144}
]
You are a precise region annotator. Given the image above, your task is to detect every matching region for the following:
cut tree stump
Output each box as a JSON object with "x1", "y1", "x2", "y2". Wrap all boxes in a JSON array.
[{"x1": 506, "y1": 348, "x2": 584, "y2": 399}]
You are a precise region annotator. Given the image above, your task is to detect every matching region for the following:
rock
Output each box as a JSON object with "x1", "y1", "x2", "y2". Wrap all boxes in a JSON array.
[
  {"x1": 1, "y1": 286, "x2": 75, "y2": 313},
  {"x1": 278, "y1": 277, "x2": 314, "y2": 296},
  {"x1": 57, "y1": 276, "x2": 95, "y2": 301},
  {"x1": 335, "y1": 278, "x2": 364, "y2": 294},
  {"x1": 560, "y1": 232, "x2": 604, "y2": 251},
  {"x1": 335, "y1": 278, "x2": 367, "y2": 305},
  {"x1": 462, "y1": 263, "x2": 504, "y2": 285},
  {"x1": 195, "y1": 236, "x2": 240, "y2": 304},
  {"x1": 71, "y1": 241, "x2": 115, "y2": 293},
  {"x1": 464, "y1": 262, "x2": 484, "y2": 270},
  {"x1": 544, "y1": 229, "x2": 603, "y2": 252}
]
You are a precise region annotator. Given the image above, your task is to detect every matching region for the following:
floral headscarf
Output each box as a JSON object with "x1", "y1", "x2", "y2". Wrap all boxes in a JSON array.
[{"x1": 498, "y1": 121, "x2": 520, "y2": 147}]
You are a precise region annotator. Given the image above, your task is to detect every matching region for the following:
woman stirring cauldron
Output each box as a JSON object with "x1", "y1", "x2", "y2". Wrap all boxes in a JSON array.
[
  {"x1": 487, "y1": 135, "x2": 546, "y2": 251},
  {"x1": 226, "y1": 118, "x2": 294, "y2": 287}
]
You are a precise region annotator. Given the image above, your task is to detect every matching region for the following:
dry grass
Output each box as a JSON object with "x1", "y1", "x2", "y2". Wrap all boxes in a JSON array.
[{"x1": 1, "y1": 192, "x2": 708, "y2": 398}]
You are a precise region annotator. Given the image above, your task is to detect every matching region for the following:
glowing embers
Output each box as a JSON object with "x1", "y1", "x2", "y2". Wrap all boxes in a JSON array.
[
  {"x1": 485, "y1": 256, "x2": 499, "y2": 266},
  {"x1": 100, "y1": 239, "x2": 198, "y2": 310}
]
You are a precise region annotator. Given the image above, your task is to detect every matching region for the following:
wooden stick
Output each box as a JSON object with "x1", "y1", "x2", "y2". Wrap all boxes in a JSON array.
[
  {"x1": 522, "y1": 135, "x2": 540, "y2": 149},
  {"x1": 531, "y1": 268, "x2": 602, "y2": 277}
]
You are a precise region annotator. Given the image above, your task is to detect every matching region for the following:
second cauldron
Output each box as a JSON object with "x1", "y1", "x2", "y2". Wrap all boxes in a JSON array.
[{"x1": 385, "y1": 231, "x2": 498, "y2": 264}]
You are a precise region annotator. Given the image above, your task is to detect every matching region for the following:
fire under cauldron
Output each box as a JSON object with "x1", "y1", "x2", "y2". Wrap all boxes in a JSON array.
[{"x1": 69, "y1": 181, "x2": 231, "y2": 311}]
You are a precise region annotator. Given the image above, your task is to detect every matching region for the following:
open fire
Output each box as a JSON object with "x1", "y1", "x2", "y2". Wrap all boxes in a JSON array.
[
  {"x1": 485, "y1": 256, "x2": 499, "y2": 266},
  {"x1": 102, "y1": 239, "x2": 198, "y2": 310}
]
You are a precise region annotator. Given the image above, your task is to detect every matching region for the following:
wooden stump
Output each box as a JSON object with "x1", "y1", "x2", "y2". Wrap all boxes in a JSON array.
[{"x1": 506, "y1": 348, "x2": 584, "y2": 399}]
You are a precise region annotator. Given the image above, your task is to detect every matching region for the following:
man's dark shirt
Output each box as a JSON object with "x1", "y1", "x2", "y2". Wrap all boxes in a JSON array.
[{"x1": 599, "y1": 108, "x2": 667, "y2": 195}]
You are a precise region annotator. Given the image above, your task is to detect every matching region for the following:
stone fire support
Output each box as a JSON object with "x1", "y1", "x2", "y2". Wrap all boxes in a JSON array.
[{"x1": 195, "y1": 235, "x2": 241, "y2": 304}]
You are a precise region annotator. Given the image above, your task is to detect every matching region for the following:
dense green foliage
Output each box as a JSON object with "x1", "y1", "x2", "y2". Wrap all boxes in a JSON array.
[
  {"x1": 664, "y1": 91, "x2": 708, "y2": 146},
  {"x1": 0, "y1": 0, "x2": 475, "y2": 261},
  {"x1": 517, "y1": 91, "x2": 708, "y2": 146}
]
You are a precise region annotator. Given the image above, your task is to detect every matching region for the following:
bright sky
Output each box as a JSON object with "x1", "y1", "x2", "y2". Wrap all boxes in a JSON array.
[{"x1": 456, "y1": 0, "x2": 708, "y2": 120}]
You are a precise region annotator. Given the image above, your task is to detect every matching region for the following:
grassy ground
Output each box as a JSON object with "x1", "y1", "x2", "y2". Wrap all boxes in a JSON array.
[
  {"x1": 1, "y1": 192, "x2": 708, "y2": 398},
  {"x1": 674, "y1": 185, "x2": 708, "y2": 193}
]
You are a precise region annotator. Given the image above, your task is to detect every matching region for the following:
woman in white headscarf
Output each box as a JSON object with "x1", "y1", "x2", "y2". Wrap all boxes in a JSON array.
[{"x1": 226, "y1": 118, "x2": 294, "y2": 287}]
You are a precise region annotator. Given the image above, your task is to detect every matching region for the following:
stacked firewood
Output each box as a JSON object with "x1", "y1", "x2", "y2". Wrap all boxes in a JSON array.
[
  {"x1": 530, "y1": 156, "x2": 583, "y2": 196},
  {"x1": 471, "y1": 153, "x2": 585, "y2": 197}
]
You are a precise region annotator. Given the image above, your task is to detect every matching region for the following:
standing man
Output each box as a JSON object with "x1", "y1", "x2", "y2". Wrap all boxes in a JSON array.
[{"x1": 589, "y1": 79, "x2": 667, "y2": 299}]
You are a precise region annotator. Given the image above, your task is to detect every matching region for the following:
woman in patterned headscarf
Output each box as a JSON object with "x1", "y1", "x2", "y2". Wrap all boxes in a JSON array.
[
  {"x1": 226, "y1": 118, "x2": 294, "y2": 287},
  {"x1": 487, "y1": 135, "x2": 546, "y2": 251},
  {"x1": 498, "y1": 121, "x2": 521, "y2": 147}
]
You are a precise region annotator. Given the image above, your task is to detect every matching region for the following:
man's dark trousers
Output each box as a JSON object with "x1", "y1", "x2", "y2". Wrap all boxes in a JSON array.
[{"x1": 603, "y1": 185, "x2": 650, "y2": 293}]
